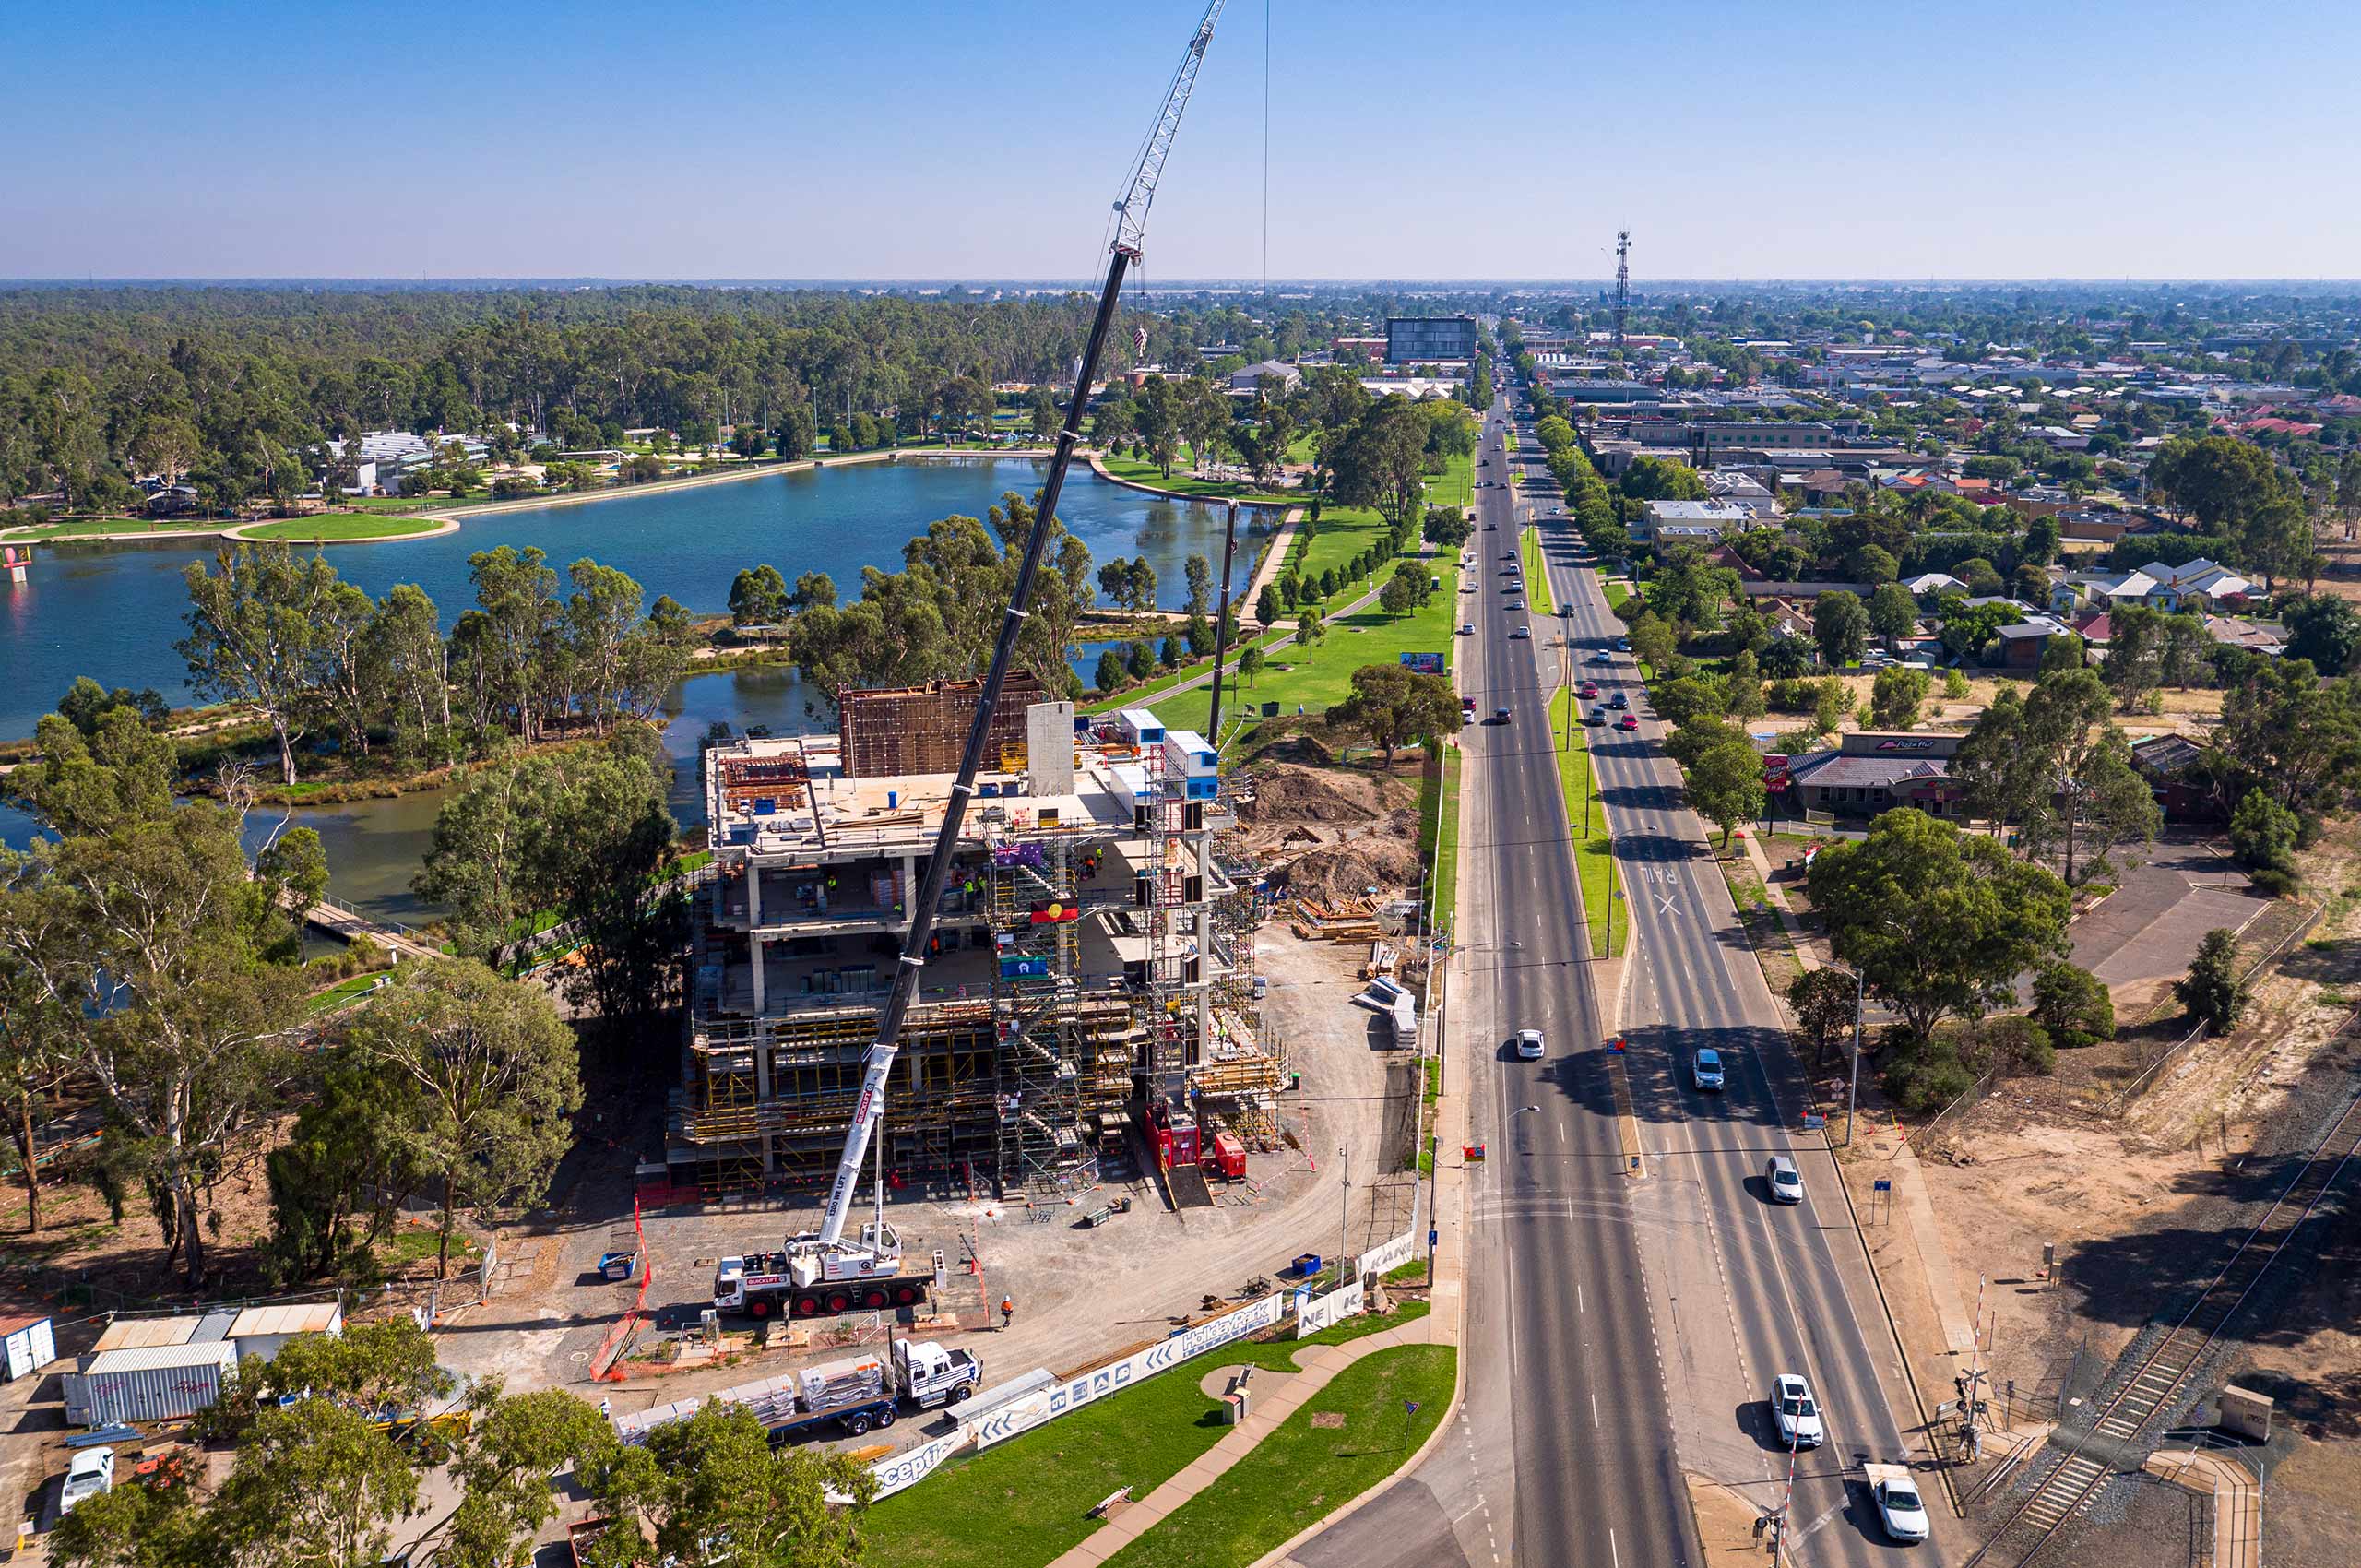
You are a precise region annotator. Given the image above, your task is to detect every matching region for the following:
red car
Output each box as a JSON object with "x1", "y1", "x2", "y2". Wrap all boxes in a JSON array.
[
  {"x1": 1615, "y1": 712, "x2": 1639, "y2": 731},
  {"x1": 1577, "y1": 681, "x2": 1600, "y2": 699}
]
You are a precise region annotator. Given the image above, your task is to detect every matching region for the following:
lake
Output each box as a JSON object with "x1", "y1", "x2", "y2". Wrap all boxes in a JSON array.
[
  {"x1": 0, "y1": 460, "x2": 1279, "y2": 921},
  {"x1": 0, "y1": 457, "x2": 1275, "y2": 744}
]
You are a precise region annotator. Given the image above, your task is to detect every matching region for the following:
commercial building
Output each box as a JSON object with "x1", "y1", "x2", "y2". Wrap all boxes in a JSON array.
[
  {"x1": 1386, "y1": 315, "x2": 1477, "y2": 365},
  {"x1": 1772, "y1": 731, "x2": 1964, "y2": 819},
  {"x1": 674, "y1": 688, "x2": 1280, "y2": 1202}
]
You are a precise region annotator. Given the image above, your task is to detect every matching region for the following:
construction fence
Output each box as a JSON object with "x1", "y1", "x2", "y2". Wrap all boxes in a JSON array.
[{"x1": 845, "y1": 1212, "x2": 1428, "y2": 1503}]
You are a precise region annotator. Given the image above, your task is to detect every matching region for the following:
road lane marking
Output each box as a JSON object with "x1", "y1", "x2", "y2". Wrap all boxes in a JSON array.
[{"x1": 1591, "y1": 1390, "x2": 1600, "y2": 1429}]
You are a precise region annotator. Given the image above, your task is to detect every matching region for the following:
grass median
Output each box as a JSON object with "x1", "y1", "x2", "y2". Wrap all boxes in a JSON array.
[
  {"x1": 1548, "y1": 687, "x2": 1628, "y2": 958},
  {"x1": 862, "y1": 1302, "x2": 1430, "y2": 1568},
  {"x1": 1099, "y1": 1345, "x2": 1457, "y2": 1568},
  {"x1": 1519, "y1": 524, "x2": 1556, "y2": 617}
]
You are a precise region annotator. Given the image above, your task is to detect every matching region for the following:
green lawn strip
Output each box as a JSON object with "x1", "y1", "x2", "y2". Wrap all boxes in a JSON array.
[
  {"x1": 2, "y1": 516, "x2": 222, "y2": 541},
  {"x1": 240, "y1": 514, "x2": 446, "y2": 542},
  {"x1": 304, "y1": 971, "x2": 386, "y2": 1016},
  {"x1": 1519, "y1": 527, "x2": 1556, "y2": 617},
  {"x1": 862, "y1": 1303, "x2": 1430, "y2": 1568},
  {"x1": 1145, "y1": 567, "x2": 1458, "y2": 738},
  {"x1": 1430, "y1": 745, "x2": 1463, "y2": 934},
  {"x1": 1290, "y1": 504, "x2": 1394, "y2": 600},
  {"x1": 1099, "y1": 1346, "x2": 1458, "y2": 1568},
  {"x1": 1604, "y1": 580, "x2": 1630, "y2": 612},
  {"x1": 1426, "y1": 448, "x2": 1473, "y2": 513},
  {"x1": 1547, "y1": 688, "x2": 1626, "y2": 956}
]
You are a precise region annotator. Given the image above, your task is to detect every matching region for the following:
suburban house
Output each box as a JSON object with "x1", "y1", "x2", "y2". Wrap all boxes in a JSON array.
[
  {"x1": 1905, "y1": 571, "x2": 1968, "y2": 601},
  {"x1": 1995, "y1": 612, "x2": 2078, "y2": 669},
  {"x1": 2205, "y1": 615, "x2": 2286, "y2": 658},
  {"x1": 2130, "y1": 733, "x2": 2216, "y2": 820},
  {"x1": 2049, "y1": 569, "x2": 2158, "y2": 616},
  {"x1": 1772, "y1": 731, "x2": 1964, "y2": 820},
  {"x1": 2131, "y1": 559, "x2": 2255, "y2": 612}
]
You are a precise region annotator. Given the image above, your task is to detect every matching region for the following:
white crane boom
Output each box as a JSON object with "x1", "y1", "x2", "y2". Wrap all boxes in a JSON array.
[{"x1": 810, "y1": 0, "x2": 1229, "y2": 1252}]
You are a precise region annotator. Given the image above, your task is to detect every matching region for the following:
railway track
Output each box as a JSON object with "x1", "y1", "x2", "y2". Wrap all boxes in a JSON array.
[{"x1": 1964, "y1": 1092, "x2": 2361, "y2": 1567}]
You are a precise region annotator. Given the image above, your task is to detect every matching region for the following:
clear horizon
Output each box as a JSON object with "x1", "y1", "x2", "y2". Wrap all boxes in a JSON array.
[{"x1": 6, "y1": 0, "x2": 2357, "y2": 281}]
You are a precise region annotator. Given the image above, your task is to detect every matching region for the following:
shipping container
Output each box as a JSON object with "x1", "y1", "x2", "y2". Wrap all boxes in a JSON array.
[
  {"x1": 64, "y1": 1343, "x2": 238, "y2": 1426},
  {"x1": 225, "y1": 1301, "x2": 343, "y2": 1361},
  {"x1": 0, "y1": 1313, "x2": 56, "y2": 1381}
]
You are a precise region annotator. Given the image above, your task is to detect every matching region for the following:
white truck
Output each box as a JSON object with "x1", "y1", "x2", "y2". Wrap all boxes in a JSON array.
[
  {"x1": 713, "y1": 1220, "x2": 936, "y2": 1319},
  {"x1": 614, "y1": 1339, "x2": 983, "y2": 1447},
  {"x1": 1864, "y1": 1461, "x2": 1929, "y2": 1544}
]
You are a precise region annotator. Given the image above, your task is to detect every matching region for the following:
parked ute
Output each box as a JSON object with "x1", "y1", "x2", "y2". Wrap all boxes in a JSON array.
[
  {"x1": 60, "y1": 1447, "x2": 114, "y2": 1515},
  {"x1": 1867, "y1": 1463, "x2": 1929, "y2": 1543}
]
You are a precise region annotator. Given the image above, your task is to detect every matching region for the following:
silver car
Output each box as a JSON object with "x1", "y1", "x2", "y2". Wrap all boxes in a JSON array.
[{"x1": 1767, "y1": 1155, "x2": 1804, "y2": 1204}]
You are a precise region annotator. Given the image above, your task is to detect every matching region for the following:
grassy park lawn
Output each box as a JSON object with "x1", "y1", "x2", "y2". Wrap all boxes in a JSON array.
[
  {"x1": 1288, "y1": 503, "x2": 1393, "y2": 605},
  {"x1": 1, "y1": 515, "x2": 220, "y2": 540},
  {"x1": 1425, "y1": 447, "x2": 1473, "y2": 513},
  {"x1": 1548, "y1": 687, "x2": 1628, "y2": 956},
  {"x1": 1099, "y1": 447, "x2": 1295, "y2": 505},
  {"x1": 242, "y1": 514, "x2": 446, "y2": 542},
  {"x1": 1145, "y1": 566, "x2": 1459, "y2": 739},
  {"x1": 1100, "y1": 1346, "x2": 1456, "y2": 1568},
  {"x1": 862, "y1": 1303, "x2": 1430, "y2": 1568},
  {"x1": 342, "y1": 493, "x2": 454, "y2": 513}
]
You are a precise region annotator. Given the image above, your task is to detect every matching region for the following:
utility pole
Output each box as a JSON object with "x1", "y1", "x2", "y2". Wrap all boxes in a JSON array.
[{"x1": 1338, "y1": 1143, "x2": 1351, "y2": 1278}]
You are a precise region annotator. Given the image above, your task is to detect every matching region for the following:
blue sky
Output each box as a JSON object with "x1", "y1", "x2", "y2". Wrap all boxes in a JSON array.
[{"x1": 6, "y1": 0, "x2": 2355, "y2": 280}]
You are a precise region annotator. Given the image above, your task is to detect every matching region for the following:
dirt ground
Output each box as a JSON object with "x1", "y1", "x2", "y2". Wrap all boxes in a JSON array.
[
  {"x1": 1827, "y1": 832, "x2": 2361, "y2": 1565},
  {"x1": 1234, "y1": 754, "x2": 1427, "y2": 905}
]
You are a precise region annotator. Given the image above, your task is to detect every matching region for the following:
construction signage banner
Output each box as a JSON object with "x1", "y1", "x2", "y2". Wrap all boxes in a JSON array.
[
  {"x1": 972, "y1": 1292, "x2": 1289, "y2": 1449},
  {"x1": 860, "y1": 1429, "x2": 970, "y2": 1501},
  {"x1": 1399, "y1": 652, "x2": 1446, "y2": 675},
  {"x1": 1295, "y1": 1277, "x2": 1366, "y2": 1337}
]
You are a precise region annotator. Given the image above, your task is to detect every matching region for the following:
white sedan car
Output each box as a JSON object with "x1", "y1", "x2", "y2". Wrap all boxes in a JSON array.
[
  {"x1": 1871, "y1": 1467, "x2": 1930, "y2": 1543},
  {"x1": 1770, "y1": 1373, "x2": 1824, "y2": 1448},
  {"x1": 1514, "y1": 1028, "x2": 1544, "y2": 1061}
]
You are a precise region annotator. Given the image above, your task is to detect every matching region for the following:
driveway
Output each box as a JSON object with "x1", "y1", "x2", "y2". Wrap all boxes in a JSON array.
[{"x1": 2069, "y1": 837, "x2": 2270, "y2": 988}]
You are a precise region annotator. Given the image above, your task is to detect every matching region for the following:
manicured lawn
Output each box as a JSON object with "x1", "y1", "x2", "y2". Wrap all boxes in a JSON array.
[
  {"x1": 1604, "y1": 580, "x2": 1630, "y2": 612},
  {"x1": 305, "y1": 971, "x2": 386, "y2": 1016},
  {"x1": 862, "y1": 1304, "x2": 1430, "y2": 1568},
  {"x1": 242, "y1": 514, "x2": 447, "y2": 542},
  {"x1": 1424, "y1": 447, "x2": 1473, "y2": 513},
  {"x1": 1548, "y1": 687, "x2": 1628, "y2": 957},
  {"x1": 1100, "y1": 1346, "x2": 1457, "y2": 1568},
  {"x1": 1146, "y1": 564, "x2": 1459, "y2": 739},
  {"x1": 341, "y1": 494, "x2": 450, "y2": 514},
  {"x1": 1287, "y1": 504, "x2": 1393, "y2": 603}
]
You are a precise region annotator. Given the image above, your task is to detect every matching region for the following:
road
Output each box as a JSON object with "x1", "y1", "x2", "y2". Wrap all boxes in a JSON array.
[{"x1": 1290, "y1": 394, "x2": 1940, "y2": 1567}]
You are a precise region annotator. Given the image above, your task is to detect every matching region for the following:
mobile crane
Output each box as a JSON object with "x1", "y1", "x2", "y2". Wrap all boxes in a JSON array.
[{"x1": 736, "y1": 0, "x2": 1231, "y2": 1314}]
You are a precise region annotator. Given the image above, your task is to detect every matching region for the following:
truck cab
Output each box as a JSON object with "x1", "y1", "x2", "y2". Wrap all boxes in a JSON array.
[{"x1": 892, "y1": 1338, "x2": 982, "y2": 1409}]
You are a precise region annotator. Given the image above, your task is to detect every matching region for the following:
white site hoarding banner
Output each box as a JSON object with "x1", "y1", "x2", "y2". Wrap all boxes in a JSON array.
[
  {"x1": 973, "y1": 1291, "x2": 1289, "y2": 1450},
  {"x1": 862, "y1": 1429, "x2": 969, "y2": 1501},
  {"x1": 1294, "y1": 1277, "x2": 1366, "y2": 1337},
  {"x1": 1358, "y1": 1226, "x2": 1418, "y2": 1280}
]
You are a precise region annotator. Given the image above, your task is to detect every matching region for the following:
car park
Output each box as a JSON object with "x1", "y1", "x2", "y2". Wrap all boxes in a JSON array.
[
  {"x1": 1770, "y1": 1373, "x2": 1824, "y2": 1448},
  {"x1": 1514, "y1": 1028, "x2": 1544, "y2": 1061},
  {"x1": 1766, "y1": 1155, "x2": 1804, "y2": 1204}
]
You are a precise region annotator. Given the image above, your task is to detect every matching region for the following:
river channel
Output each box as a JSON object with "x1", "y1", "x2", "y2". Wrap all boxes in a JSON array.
[{"x1": 0, "y1": 459, "x2": 1278, "y2": 921}]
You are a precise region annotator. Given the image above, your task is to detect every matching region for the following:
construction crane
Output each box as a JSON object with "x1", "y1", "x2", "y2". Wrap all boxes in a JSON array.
[
  {"x1": 796, "y1": 0, "x2": 1231, "y2": 1279},
  {"x1": 1612, "y1": 229, "x2": 1631, "y2": 351}
]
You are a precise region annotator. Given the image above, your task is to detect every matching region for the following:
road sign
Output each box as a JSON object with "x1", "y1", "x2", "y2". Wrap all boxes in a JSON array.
[
  {"x1": 1802, "y1": 1112, "x2": 1826, "y2": 1130},
  {"x1": 1872, "y1": 1179, "x2": 1892, "y2": 1193},
  {"x1": 1606, "y1": 1036, "x2": 1625, "y2": 1053}
]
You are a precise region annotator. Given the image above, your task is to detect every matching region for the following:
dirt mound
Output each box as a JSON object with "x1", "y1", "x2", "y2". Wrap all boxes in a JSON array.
[
  {"x1": 1256, "y1": 733, "x2": 1337, "y2": 767},
  {"x1": 1276, "y1": 836, "x2": 1423, "y2": 903},
  {"x1": 1241, "y1": 763, "x2": 1382, "y2": 826}
]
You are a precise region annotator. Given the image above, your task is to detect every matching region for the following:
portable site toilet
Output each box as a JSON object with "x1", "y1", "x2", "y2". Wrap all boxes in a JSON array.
[{"x1": 0, "y1": 1314, "x2": 55, "y2": 1382}]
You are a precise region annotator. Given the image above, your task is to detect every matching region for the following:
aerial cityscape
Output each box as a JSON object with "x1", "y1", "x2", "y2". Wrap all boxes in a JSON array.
[{"x1": 3, "y1": 3, "x2": 2359, "y2": 1566}]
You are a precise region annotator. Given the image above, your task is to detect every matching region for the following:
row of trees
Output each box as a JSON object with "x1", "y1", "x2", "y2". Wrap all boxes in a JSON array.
[
  {"x1": 53, "y1": 1318, "x2": 872, "y2": 1568},
  {"x1": 178, "y1": 541, "x2": 693, "y2": 784}
]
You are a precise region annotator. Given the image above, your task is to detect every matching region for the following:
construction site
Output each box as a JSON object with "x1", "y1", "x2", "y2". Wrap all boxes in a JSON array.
[{"x1": 668, "y1": 674, "x2": 1288, "y2": 1207}]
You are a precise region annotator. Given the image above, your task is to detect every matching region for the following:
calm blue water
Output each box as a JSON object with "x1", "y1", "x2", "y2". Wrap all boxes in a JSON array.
[
  {"x1": 0, "y1": 458, "x2": 1275, "y2": 744},
  {"x1": 0, "y1": 462, "x2": 1275, "y2": 919}
]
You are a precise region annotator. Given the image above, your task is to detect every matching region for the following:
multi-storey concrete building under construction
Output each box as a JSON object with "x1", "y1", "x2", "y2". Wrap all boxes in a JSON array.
[{"x1": 668, "y1": 678, "x2": 1281, "y2": 1201}]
